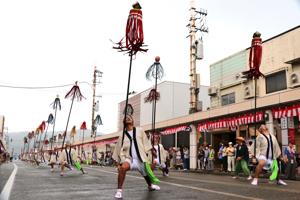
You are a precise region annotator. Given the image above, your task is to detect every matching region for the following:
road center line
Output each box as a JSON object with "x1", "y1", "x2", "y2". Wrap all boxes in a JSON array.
[
  {"x1": 0, "y1": 163, "x2": 18, "y2": 200},
  {"x1": 88, "y1": 167, "x2": 264, "y2": 200}
]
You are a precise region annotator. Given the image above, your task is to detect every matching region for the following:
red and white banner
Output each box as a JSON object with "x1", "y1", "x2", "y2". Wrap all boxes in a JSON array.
[
  {"x1": 105, "y1": 138, "x2": 118, "y2": 144},
  {"x1": 197, "y1": 111, "x2": 263, "y2": 132},
  {"x1": 161, "y1": 125, "x2": 187, "y2": 135},
  {"x1": 273, "y1": 105, "x2": 300, "y2": 119}
]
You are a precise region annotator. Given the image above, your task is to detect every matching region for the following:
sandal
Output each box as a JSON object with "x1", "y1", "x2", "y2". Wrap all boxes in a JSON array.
[
  {"x1": 148, "y1": 184, "x2": 161, "y2": 190},
  {"x1": 114, "y1": 191, "x2": 122, "y2": 199}
]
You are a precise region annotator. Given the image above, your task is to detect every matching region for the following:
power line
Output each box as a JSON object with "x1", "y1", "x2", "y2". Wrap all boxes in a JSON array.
[{"x1": 0, "y1": 81, "x2": 91, "y2": 89}]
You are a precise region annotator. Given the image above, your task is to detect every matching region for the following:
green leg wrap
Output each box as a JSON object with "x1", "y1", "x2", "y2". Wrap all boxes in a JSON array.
[
  {"x1": 144, "y1": 162, "x2": 160, "y2": 184},
  {"x1": 99, "y1": 160, "x2": 101, "y2": 165},
  {"x1": 270, "y1": 159, "x2": 278, "y2": 180},
  {"x1": 86, "y1": 159, "x2": 89, "y2": 165},
  {"x1": 75, "y1": 161, "x2": 82, "y2": 170}
]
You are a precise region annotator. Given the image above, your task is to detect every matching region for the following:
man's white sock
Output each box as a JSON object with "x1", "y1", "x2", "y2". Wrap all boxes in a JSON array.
[{"x1": 117, "y1": 189, "x2": 122, "y2": 192}]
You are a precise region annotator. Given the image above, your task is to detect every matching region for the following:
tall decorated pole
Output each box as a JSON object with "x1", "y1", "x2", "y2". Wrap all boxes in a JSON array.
[
  {"x1": 112, "y1": 2, "x2": 159, "y2": 184},
  {"x1": 93, "y1": 114, "x2": 103, "y2": 145},
  {"x1": 145, "y1": 56, "x2": 164, "y2": 137},
  {"x1": 37, "y1": 121, "x2": 46, "y2": 151},
  {"x1": 23, "y1": 136, "x2": 28, "y2": 155},
  {"x1": 242, "y1": 31, "x2": 264, "y2": 158},
  {"x1": 112, "y1": 2, "x2": 147, "y2": 141},
  {"x1": 41, "y1": 114, "x2": 54, "y2": 149},
  {"x1": 80, "y1": 121, "x2": 87, "y2": 157},
  {"x1": 50, "y1": 95, "x2": 61, "y2": 152},
  {"x1": 61, "y1": 81, "x2": 85, "y2": 151},
  {"x1": 70, "y1": 126, "x2": 76, "y2": 144},
  {"x1": 27, "y1": 131, "x2": 34, "y2": 152}
]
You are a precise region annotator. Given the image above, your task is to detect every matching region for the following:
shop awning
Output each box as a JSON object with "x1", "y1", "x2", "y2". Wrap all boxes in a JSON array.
[
  {"x1": 198, "y1": 111, "x2": 263, "y2": 131},
  {"x1": 273, "y1": 105, "x2": 300, "y2": 118},
  {"x1": 161, "y1": 125, "x2": 187, "y2": 135},
  {"x1": 105, "y1": 138, "x2": 118, "y2": 144}
]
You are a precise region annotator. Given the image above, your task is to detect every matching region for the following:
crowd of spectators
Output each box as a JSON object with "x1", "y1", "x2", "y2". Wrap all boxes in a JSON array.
[{"x1": 194, "y1": 139, "x2": 300, "y2": 179}]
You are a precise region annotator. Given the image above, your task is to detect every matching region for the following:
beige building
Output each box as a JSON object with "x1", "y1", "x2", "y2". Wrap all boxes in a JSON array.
[{"x1": 208, "y1": 26, "x2": 300, "y2": 152}]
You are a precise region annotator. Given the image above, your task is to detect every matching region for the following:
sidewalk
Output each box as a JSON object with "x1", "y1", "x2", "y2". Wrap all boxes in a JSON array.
[{"x1": 170, "y1": 167, "x2": 300, "y2": 181}]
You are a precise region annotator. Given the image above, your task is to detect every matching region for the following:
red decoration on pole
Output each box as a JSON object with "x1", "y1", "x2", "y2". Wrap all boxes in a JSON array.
[
  {"x1": 44, "y1": 140, "x2": 49, "y2": 145},
  {"x1": 242, "y1": 32, "x2": 264, "y2": 79},
  {"x1": 144, "y1": 88, "x2": 160, "y2": 103},
  {"x1": 65, "y1": 81, "x2": 86, "y2": 102},
  {"x1": 80, "y1": 121, "x2": 87, "y2": 130},
  {"x1": 113, "y1": 2, "x2": 147, "y2": 56}
]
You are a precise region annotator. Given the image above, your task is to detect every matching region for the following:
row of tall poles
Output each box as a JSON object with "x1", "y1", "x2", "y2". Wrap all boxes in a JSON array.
[{"x1": 22, "y1": 77, "x2": 104, "y2": 155}]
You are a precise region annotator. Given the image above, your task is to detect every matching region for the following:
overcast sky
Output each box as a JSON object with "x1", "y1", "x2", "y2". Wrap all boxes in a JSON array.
[{"x1": 0, "y1": 0, "x2": 299, "y2": 136}]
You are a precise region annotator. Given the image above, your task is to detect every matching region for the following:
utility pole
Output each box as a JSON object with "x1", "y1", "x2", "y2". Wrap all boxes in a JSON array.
[
  {"x1": 187, "y1": 0, "x2": 208, "y2": 114},
  {"x1": 189, "y1": 0, "x2": 196, "y2": 113},
  {"x1": 91, "y1": 65, "x2": 103, "y2": 138},
  {"x1": 91, "y1": 66, "x2": 96, "y2": 137}
]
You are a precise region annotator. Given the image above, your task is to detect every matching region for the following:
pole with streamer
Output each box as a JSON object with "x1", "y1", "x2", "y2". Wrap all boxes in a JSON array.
[
  {"x1": 242, "y1": 31, "x2": 264, "y2": 158},
  {"x1": 112, "y1": 2, "x2": 147, "y2": 143},
  {"x1": 50, "y1": 95, "x2": 61, "y2": 152},
  {"x1": 145, "y1": 56, "x2": 164, "y2": 137},
  {"x1": 80, "y1": 121, "x2": 87, "y2": 157},
  {"x1": 61, "y1": 81, "x2": 85, "y2": 151},
  {"x1": 41, "y1": 114, "x2": 54, "y2": 149}
]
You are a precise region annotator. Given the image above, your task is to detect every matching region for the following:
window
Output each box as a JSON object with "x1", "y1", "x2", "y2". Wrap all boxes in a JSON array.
[
  {"x1": 266, "y1": 72, "x2": 287, "y2": 94},
  {"x1": 222, "y1": 93, "x2": 235, "y2": 106}
]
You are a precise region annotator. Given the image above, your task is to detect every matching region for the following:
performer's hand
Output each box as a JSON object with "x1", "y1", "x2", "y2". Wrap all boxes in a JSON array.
[
  {"x1": 252, "y1": 158, "x2": 257, "y2": 164},
  {"x1": 152, "y1": 151, "x2": 157, "y2": 158},
  {"x1": 281, "y1": 158, "x2": 286, "y2": 165}
]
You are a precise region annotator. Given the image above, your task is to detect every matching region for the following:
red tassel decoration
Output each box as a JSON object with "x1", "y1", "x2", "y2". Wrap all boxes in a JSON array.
[
  {"x1": 44, "y1": 140, "x2": 49, "y2": 145},
  {"x1": 65, "y1": 81, "x2": 86, "y2": 102},
  {"x1": 80, "y1": 121, "x2": 87, "y2": 130},
  {"x1": 113, "y1": 2, "x2": 147, "y2": 56},
  {"x1": 144, "y1": 88, "x2": 160, "y2": 103},
  {"x1": 242, "y1": 32, "x2": 264, "y2": 79}
]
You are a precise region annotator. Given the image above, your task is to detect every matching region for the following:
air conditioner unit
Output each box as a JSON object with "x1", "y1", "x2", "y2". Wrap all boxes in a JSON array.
[
  {"x1": 244, "y1": 85, "x2": 254, "y2": 99},
  {"x1": 208, "y1": 87, "x2": 217, "y2": 96},
  {"x1": 289, "y1": 73, "x2": 300, "y2": 88}
]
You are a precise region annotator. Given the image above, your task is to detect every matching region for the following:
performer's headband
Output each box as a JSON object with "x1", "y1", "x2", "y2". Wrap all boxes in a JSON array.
[
  {"x1": 259, "y1": 124, "x2": 266, "y2": 132},
  {"x1": 123, "y1": 115, "x2": 134, "y2": 124}
]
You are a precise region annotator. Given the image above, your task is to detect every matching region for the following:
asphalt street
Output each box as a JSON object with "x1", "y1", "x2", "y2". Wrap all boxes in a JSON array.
[{"x1": 1, "y1": 160, "x2": 300, "y2": 200}]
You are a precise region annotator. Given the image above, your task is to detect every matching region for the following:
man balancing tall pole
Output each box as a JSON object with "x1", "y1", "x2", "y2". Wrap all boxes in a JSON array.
[
  {"x1": 250, "y1": 125, "x2": 287, "y2": 186},
  {"x1": 112, "y1": 115, "x2": 160, "y2": 199}
]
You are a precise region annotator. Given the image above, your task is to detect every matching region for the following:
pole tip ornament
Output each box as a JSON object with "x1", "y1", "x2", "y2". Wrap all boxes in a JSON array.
[
  {"x1": 253, "y1": 31, "x2": 261, "y2": 38},
  {"x1": 155, "y1": 56, "x2": 160, "y2": 62},
  {"x1": 132, "y1": 1, "x2": 142, "y2": 10}
]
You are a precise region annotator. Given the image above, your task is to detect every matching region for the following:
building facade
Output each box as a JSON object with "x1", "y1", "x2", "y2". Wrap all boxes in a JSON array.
[
  {"x1": 207, "y1": 26, "x2": 300, "y2": 152},
  {"x1": 117, "y1": 81, "x2": 210, "y2": 133}
]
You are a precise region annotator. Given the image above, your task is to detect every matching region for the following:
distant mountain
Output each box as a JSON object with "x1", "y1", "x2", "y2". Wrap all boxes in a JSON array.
[{"x1": 7, "y1": 129, "x2": 106, "y2": 155}]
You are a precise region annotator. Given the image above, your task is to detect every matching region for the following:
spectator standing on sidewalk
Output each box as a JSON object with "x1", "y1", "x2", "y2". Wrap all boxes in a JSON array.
[
  {"x1": 218, "y1": 143, "x2": 224, "y2": 172},
  {"x1": 233, "y1": 137, "x2": 252, "y2": 180},
  {"x1": 197, "y1": 146, "x2": 204, "y2": 170},
  {"x1": 221, "y1": 142, "x2": 228, "y2": 172},
  {"x1": 204, "y1": 146, "x2": 209, "y2": 171},
  {"x1": 183, "y1": 147, "x2": 190, "y2": 171},
  {"x1": 208, "y1": 145, "x2": 215, "y2": 172},
  {"x1": 175, "y1": 148, "x2": 181, "y2": 165},
  {"x1": 285, "y1": 141, "x2": 296, "y2": 180},
  {"x1": 226, "y1": 142, "x2": 235, "y2": 172}
]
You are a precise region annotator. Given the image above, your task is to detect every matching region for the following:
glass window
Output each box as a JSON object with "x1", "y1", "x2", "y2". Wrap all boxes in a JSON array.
[
  {"x1": 222, "y1": 93, "x2": 235, "y2": 106},
  {"x1": 266, "y1": 72, "x2": 287, "y2": 94}
]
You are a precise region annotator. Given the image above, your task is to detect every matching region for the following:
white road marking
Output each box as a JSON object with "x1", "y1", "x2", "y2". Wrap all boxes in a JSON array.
[
  {"x1": 0, "y1": 163, "x2": 18, "y2": 200},
  {"x1": 88, "y1": 167, "x2": 264, "y2": 200}
]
